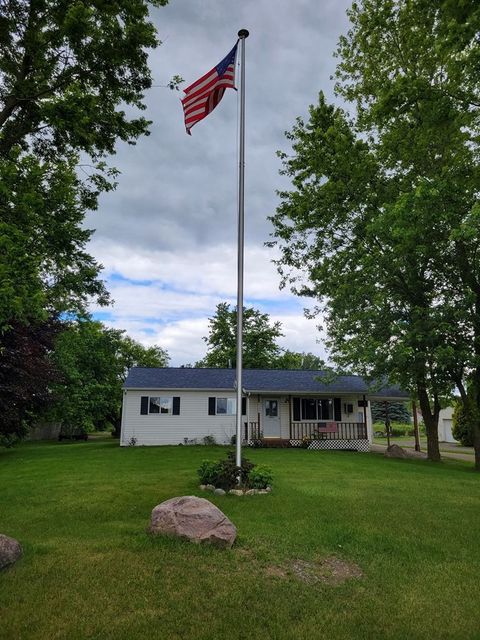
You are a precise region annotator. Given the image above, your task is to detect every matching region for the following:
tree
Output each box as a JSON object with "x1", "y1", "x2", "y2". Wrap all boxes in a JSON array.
[
  {"x1": 0, "y1": 317, "x2": 62, "y2": 445},
  {"x1": 269, "y1": 1, "x2": 480, "y2": 463},
  {"x1": 0, "y1": 0, "x2": 175, "y2": 326},
  {"x1": 452, "y1": 398, "x2": 474, "y2": 447},
  {"x1": 371, "y1": 402, "x2": 411, "y2": 425},
  {"x1": 50, "y1": 318, "x2": 169, "y2": 434},
  {"x1": 273, "y1": 350, "x2": 326, "y2": 370},
  {"x1": 197, "y1": 303, "x2": 283, "y2": 369}
]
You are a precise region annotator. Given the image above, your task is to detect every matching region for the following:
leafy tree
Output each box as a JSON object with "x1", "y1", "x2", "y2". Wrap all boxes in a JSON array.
[
  {"x1": 269, "y1": 1, "x2": 480, "y2": 463},
  {"x1": 452, "y1": 398, "x2": 474, "y2": 447},
  {"x1": 197, "y1": 303, "x2": 283, "y2": 369},
  {"x1": 273, "y1": 350, "x2": 326, "y2": 370},
  {"x1": 371, "y1": 402, "x2": 411, "y2": 425},
  {"x1": 0, "y1": 0, "x2": 175, "y2": 326},
  {"x1": 51, "y1": 318, "x2": 169, "y2": 434},
  {"x1": 0, "y1": 317, "x2": 62, "y2": 445}
]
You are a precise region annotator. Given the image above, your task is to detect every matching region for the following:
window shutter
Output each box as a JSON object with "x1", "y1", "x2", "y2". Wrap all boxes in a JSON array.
[
  {"x1": 208, "y1": 397, "x2": 216, "y2": 415},
  {"x1": 140, "y1": 396, "x2": 149, "y2": 415},
  {"x1": 242, "y1": 397, "x2": 246, "y2": 415},
  {"x1": 334, "y1": 398, "x2": 342, "y2": 421},
  {"x1": 293, "y1": 397, "x2": 300, "y2": 421},
  {"x1": 172, "y1": 397, "x2": 180, "y2": 415}
]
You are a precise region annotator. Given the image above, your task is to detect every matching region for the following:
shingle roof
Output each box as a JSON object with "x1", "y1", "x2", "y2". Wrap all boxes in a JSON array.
[{"x1": 124, "y1": 367, "x2": 409, "y2": 399}]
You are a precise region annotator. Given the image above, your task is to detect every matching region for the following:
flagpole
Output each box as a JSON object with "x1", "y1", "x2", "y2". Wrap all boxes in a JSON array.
[{"x1": 235, "y1": 28, "x2": 249, "y2": 469}]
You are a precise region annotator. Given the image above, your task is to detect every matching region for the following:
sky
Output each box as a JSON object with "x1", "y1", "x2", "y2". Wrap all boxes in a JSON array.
[{"x1": 86, "y1": 0, "x2": 352, "y2": 366}]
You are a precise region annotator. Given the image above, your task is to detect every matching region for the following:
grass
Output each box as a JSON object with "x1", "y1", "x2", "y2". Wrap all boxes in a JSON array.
[{"x1": 1, "y1": 438, "x2": 479, "y2": 640}]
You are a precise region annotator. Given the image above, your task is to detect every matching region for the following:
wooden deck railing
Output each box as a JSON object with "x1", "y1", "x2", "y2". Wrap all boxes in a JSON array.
[
  {"x1": 244, "y1": 421, "x2": 367, "y2": 441},
  {"x1": 290, "y1": 422, "x2": 367, "y2": 441}
]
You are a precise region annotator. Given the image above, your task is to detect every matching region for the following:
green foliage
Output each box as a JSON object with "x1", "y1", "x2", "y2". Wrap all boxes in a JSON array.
[
  {"x1": 50, "y1": 317, "x2": 169, "y2": 433},
  {"x1": 197, "y1": 302, "x2": 283, "y2": 369},
  {"x1": 269, "y1": 2, "x2": 480, "y2": 462},
  {"x1": 248, "y1": 465, "x2": 273, "y2": 489},
  {"x1": 371, "y1": 402, "x2": 411, "y2": 424},
  {"x1": 197, "y1": 460, "x2": 220, "y2": 486},
  {"x1": 273, "y1": 350, "x2": 325, "y2": 370},
  {"x1": 452, "y1": 400, "x2": 474, "y2": 447},
  {"x1": 0, "y1": 0, "x2": 171, "y2": 328},
  {"x1": 202, "y1": 434, "x2": 217, "y2": 446},
  {"x1": 197, "y1": 451, "x2": 257, "y2": 491}
]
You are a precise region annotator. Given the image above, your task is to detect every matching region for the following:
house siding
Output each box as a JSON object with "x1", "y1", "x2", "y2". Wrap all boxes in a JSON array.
[
  {"x1": 121, "y1": 390, "x2": 374, "y2": 446},
  {"x1": 121, "y1": 389, "x2": 240, "y2": 446}
]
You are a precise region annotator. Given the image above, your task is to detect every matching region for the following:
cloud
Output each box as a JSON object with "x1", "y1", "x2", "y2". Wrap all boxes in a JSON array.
[{"x1": 85, "y1": 0, "x2": 351, "y2": 365}]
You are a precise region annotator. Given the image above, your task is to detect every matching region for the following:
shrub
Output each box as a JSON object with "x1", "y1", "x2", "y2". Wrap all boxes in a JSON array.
[
  {"x1": 196, "y1": 451, "x2": 258, "y2": 491},
  {"x1": 248, "y1": 465, "x2": 273, "y2": 489},
  {"x1": 197, "y1": 460, "x2": 220, "y2": 485},
  {"x1": 202, "y1": 434, "x2": 217, "y2": 446},
  {"x1": 452, "y1": 400, "x2": 474, "y2": 446}
]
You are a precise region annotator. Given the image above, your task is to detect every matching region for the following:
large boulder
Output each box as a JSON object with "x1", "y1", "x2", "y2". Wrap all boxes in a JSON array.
[
  {"x1": 0, "y1": 534, "x2": 22, "y2": 571},
  {"x1": 149, "y1": 496, "x2": 236, "y2": 549},
  {"x1": 384, "y1": 444, "x2": 409, "y2": 459}
]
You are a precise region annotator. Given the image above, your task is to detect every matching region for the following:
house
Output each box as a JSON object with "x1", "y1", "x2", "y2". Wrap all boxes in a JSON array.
[{"x1": 121, "y1": 367, "x2": 409, "y2": 451}]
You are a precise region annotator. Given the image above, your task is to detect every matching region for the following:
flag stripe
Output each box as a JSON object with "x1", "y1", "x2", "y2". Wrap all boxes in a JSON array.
[{"x1": 181, "y1": 43, "x2": 238, "y2": 134}]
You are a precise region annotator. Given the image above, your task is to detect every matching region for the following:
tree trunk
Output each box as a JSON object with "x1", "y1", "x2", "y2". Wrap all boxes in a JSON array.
[
  {"x1": 417, "y1": 384, "x2": 441, "y2": 462},
  {"x1": 470, "y1": 368, "x2": 480, "y2": 471}
]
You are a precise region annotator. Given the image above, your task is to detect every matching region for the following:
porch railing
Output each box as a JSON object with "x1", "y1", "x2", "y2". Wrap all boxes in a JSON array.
[
  {"x1": 290, "y1": 422, "x2": 367, "y2": 441},
  {"x1": 244, "y1": 421, "x2": 367, "y2": 441}
]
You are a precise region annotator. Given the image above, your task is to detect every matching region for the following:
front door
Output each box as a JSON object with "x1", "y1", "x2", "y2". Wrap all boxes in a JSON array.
[{"x1": 263, "y1": 399, "x2": 281, "y2": 437}]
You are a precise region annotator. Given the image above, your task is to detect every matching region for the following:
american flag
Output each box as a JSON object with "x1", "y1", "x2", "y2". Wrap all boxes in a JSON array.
[{"x1": 182, "y1": 42, "x2": 238, "y2": 135}]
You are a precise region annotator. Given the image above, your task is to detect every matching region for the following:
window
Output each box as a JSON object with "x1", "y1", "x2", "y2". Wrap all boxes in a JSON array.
[
  {"x1": 265, "y1": 400, "x2": 278, "y2": 417},
  {"x1": 216, "y1": 398, "x2": 236, "y2": 415},
  {"x1": 208, "y1": 397, "x2": 246, "y2": 416},
  {"x1": 140, "y1": 396, "x2": 180, "y2": 415},
  {"x1": 293, "y1": 397, "x2": 342, "y2": 422},
  {"x1": 300, "y1": 398, "x2": 332, "y2": 420}
]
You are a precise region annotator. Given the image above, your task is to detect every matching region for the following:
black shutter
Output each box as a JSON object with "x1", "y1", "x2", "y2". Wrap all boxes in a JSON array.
[
  {"x1": 208, "y1": 397, "x2": 216, "y2": 415},
  {"x1": 293, "y1": 397, "x2": 301, "y2": 421},
  {"x1": 334, "y1": 398, "x2": 342, "y2": 421},
  {"x1": 242, "y1": 397, "x2": 246, "y2": 415},
  {"x1": 140, "y1": 396, "x2": 149, "y2": 415},
  {"x1": 172, "y1": 397, "x2": 180, "y2": 415}
]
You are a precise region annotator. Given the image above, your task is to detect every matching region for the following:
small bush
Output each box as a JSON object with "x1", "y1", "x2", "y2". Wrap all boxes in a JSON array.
[
  {"x1": 196, "y1": 451, "x2": 259, "y2": 491},
  {"x1": 202, "y1": 434, "x2": 217, "y2": 446},
  {"x1": 248, "y1": 465, "x2": 273, "y2": 489},
  {"x1": 452, "y1": 400, "x2": 474, "y2": 446},
  {"x1": 197, "y1": 460, "x2": 220, "y2": 485}
]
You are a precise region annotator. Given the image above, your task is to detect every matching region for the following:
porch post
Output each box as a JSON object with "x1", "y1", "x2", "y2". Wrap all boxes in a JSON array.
[
  {"x1": 289, "y1": 394, "x2": 292, "y2": 439},
  {"x1": 246, "y1": 394, "x2": 251, "y2": 443},
  {"x1": 362, "y1": 394, "x2": 368, "y2": 439}
]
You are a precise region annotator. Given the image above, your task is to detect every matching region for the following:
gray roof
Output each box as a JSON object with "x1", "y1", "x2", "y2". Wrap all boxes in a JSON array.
[{"x1": 124, "y1": 368, "x2": 409, "y2": 399}]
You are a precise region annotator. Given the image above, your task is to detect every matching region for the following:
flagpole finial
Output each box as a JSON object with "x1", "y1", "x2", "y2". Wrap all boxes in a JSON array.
[{"x1": 238, "y1": 29, "x2": 249, "y2": 39}]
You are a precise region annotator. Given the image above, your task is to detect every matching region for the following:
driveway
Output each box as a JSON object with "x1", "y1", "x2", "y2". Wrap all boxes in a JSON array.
[{"x1": 371, "y1": 441, "x2": 475, "y2": 463}]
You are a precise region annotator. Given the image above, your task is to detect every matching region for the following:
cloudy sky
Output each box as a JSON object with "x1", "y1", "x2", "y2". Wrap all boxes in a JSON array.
[{"x1": 87, "y1": 0, "x2": 352, "y2": 366}]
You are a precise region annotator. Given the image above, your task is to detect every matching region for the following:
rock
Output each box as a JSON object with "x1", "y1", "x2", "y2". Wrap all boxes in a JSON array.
[
  {"x1": 149, "y1": 496, "x2": 236, "y2": 548},
  {"x1": 265, "y1": 486, "x2": 272, "y2": 493},
  {"x1": 229, "y1": 489, "x2": 244, "y2": 496},
  {"x1": 258, "y1": 490, "x2": 269, "y2": 494},
  {"x1": 199, "y1": 484, "x2": 207, "y2": 490},
  {"x1": 205, "y1": 484, "x2": 216, "y2": 492},
  {"x1": 214, "y1": 488, "x2": 226, "y2": 496},
  {"x1": 0, "y1": 534, "x2": 22, "y2": 571},
  {"x1": 245, "y1": 489, "x2": 258, "y2": 495},
  {"x1": 384, "y1": 444, "x2": 409, "y2": 459}
]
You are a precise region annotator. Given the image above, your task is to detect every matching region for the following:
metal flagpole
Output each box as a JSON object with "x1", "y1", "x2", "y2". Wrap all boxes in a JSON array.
[{"x1": 235, "y1": 29, "x2": 249, "y2": 469}]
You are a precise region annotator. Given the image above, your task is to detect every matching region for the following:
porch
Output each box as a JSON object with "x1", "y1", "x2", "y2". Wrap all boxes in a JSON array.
[{"x1": 244, "y1": 420, "x2": 370, "y2": 451}]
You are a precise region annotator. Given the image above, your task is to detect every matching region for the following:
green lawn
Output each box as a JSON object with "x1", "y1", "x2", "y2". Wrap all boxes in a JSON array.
[{"x1": 1, "y1": 439, "x2": 479, "y2": 640}]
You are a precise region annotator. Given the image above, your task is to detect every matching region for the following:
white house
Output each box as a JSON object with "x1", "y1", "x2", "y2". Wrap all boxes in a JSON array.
[{"x1": 121, "y1": 368, "x2": 409, "y2": 451}]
